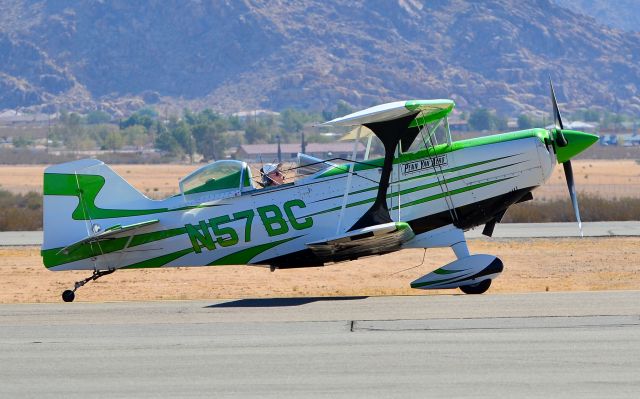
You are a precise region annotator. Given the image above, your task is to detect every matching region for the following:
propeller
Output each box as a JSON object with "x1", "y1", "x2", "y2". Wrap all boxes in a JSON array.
[
  {"x1": 549, "y1": 78, "x2": 583, "y2": 237},
  {"x1": 563, "y1": 161, "x2": 583, "y2": 237},
  {"x1": 549, "y1": 78, "x2": 568, "y2": 147}
]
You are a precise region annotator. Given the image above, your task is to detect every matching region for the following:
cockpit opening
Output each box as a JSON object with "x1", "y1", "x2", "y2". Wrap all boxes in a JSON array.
[{"x1": 179, "y1": 160, "x2": 254, "y2": 198}]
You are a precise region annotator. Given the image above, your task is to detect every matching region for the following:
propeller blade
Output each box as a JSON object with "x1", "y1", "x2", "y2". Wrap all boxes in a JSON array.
[
  {"x1": 562, "y1": 160, "x2": 583, "y2": 237},
  {"x1": 549, "y1": 78, "x2": 564, "y2": 130},
  {"x1": 549, "y1": 78, "x2": 568, "y2": 147}
]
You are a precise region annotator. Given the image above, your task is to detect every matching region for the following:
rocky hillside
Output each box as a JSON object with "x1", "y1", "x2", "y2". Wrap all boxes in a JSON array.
[
  {"x1": 555, "y1": 0, "x2": 640, "y2": 32},
  {"x1": 1, "y1": 0, "x2": 639, "y2": 116}
]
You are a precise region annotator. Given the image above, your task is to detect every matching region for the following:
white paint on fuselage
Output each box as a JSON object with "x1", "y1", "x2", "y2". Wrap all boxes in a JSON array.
[{"x1": 46, "y1": 135, "x2": 557, "y2": 271}]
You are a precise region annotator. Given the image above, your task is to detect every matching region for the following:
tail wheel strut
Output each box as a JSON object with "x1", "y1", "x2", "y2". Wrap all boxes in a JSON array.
[{"x1": 62, "y1": 269, "x2": 116, "y2": 302}]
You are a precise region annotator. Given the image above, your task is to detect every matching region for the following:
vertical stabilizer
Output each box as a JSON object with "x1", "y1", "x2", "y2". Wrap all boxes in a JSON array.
[{"x1": 42, "y1": 159, "x2": 159, "y2": 261}]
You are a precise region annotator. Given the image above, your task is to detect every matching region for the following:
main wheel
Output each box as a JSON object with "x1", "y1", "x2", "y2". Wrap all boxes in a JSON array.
[
  {"x1": 459, "y1": 279, "x2": 492, "y2": 295},
  {"x1": 62, "y1": 290, "x2": 75, "y2": 302}
]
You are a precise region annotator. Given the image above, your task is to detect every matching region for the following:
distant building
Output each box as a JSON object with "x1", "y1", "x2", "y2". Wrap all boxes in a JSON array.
[
  {"x1": 232, "y1": 110, "x2": 280, "y2": 119},
  {"x1": 236, "y1": 142, "x2": 365, "y2": 163},
  {"x1": 545, "y1": 121, "x2": 597, "y2": 132},
  {"x1": 599, "y1": 134, "x2": 618, "y2": 146},
  {"x1": 448, "y1": 118, "x2": 469, "y2": 132},
  {"x1": 0, "y1": 110, "x2": 54, "y2": 124},
  {"x1": 620, "y1": 133, "x2": 640, "y2": 147},
  {"x1": 598, "y1": 133, "x2": 640, "y2": 146}
]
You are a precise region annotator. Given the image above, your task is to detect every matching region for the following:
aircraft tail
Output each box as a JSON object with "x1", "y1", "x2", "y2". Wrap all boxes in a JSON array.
[{"x1": 42, "y1": 159, "x2": 159, "y2": 260}]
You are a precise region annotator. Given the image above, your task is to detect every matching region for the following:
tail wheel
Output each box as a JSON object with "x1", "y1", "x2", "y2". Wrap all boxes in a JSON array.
[
  {"x1": 62, "y1": 290, "x2": 75, "y2": 302},
  {"x1": 459, "y1": 279, "x2": 492, "y2": 295}
]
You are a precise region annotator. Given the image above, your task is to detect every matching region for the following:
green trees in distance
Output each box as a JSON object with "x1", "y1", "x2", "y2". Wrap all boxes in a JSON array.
[
  {"x1": 321, "y1": 100, "x2": 354, "y2": 121},
  {"x1": 85, "y1": 110, "x2": 111, "y2": 125},
  {"x1": 45, "y1": 103, "x2": 635, "y2": 163},
  {"x1": 517, "y1": 114, "x2": 534, "y2": 129},
  {"x1": 103, "y1": 129, "x2": 124, "y2": 152},
  {"x1": 468, "y1": 108, "x2": 508, "y2": 131},
  {"x1": 121, "y1": 108, "x2": 156, "y2": 130},
  {"x1": 12, "y1": 136, "x2": 34, "y2": 148}
]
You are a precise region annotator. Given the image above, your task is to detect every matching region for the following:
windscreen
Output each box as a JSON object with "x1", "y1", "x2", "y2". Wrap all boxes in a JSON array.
[{"x1": 295, "y1": 153, "x2": 335, "y2": 177}]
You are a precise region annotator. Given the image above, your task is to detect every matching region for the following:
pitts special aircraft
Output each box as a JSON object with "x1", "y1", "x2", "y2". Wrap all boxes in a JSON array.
[{"x1": 42, "y1": 82, "x2": 597, "y2": 302}]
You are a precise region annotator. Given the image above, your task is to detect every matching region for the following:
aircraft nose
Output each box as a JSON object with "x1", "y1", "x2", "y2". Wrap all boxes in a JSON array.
[{"x1": 554, "y1": 129, "x2": 599, "y2": 163}]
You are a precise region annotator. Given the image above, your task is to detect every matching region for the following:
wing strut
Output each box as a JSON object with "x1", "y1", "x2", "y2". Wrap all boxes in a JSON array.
[
  {"x1": 349, "y1": 112, "x2": 419, "y2": 231},
  {"x1": 336, "y1": 126, "x2": 364, "y2": 234}
]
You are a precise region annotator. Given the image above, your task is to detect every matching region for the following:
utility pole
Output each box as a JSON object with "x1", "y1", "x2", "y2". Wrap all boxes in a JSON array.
[{"x1": 276, "y1": 135, "x2": 282, "y2": 163}]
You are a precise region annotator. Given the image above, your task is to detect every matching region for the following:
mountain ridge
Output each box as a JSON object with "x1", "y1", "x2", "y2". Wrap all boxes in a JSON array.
[
  {"x1": 0, "y1": 0, "x2": 639, "y2": 116},
  {"x1": 555, "y1": 0, "x2": 640, "y2": 32}
]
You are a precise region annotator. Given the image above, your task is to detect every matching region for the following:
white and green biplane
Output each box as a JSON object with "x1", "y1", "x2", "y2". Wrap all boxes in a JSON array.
[{"x1": 42, "y1": 82, "x2": 597, "y2": 302}]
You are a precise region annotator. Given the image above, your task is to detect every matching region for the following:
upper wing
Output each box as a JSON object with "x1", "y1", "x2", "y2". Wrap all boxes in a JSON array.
[{"x1": 323, "y1": 99, "x2": 454, "y2": 128}]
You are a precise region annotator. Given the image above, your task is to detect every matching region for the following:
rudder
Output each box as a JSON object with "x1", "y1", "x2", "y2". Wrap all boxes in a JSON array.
[{"x1": 42, "y1": 158, "x2": 158, "y2": 267}]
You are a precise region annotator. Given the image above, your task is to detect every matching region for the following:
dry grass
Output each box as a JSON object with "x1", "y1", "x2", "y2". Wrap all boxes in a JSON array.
[
  {"x1": 534, "y1": 159, "x2": 640, "y2": 199},
  {"x1": 1, "y1": 237, "x2": 639, "y2": 303},
  {"x1": 504, "y1": 194, "x2": 640, "y2": 222},
  {"x1": 0, "y1": 190, "x2": 42, "y2": 230}
]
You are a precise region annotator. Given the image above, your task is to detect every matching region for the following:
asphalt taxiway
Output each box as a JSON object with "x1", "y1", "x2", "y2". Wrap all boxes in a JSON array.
[{"x1": 1, "y1": 291, "x2": 639, "y2": 398}]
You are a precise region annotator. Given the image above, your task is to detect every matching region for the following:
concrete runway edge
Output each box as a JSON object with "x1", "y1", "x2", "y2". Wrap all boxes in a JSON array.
[{"x1": 1, "y1": 291, "x2": 639, "y2": 398}]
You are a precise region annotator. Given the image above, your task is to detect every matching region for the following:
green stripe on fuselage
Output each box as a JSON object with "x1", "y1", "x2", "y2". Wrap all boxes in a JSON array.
[
  {"x1": 208, "y1": 236, "x2": 299, "y2": 266},
  {"x1": 317, "y1": 128, "x2": 548, "y2": 179},
  {"x1": 41, "y1": 226, "x2": 187, "y2": 268},
  {"x1": 305, "y1": 175, "x2": 513, "y2": 219},
  {"x1": 394, "y1": 177, "x2": 514, "y2": 210},
  {"x1": 312, "y1": 155, "x2": 521, "y2": 205},
  {"x1": 120, "y1": 248, "x2": 194, "y2": 269},
  {"x1": 121, "y1": 236, "x2": 299, "y2": 269},
  {"x1": 304, "y1": 161, "x2": 521, "y2": 218}
]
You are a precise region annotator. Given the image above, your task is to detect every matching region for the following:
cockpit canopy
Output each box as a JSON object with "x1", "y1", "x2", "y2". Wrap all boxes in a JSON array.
[
  {"x1": 179, "y1": 160, "x2": 254, "y2": 197},
  {"x1": 295, "y1": 153, "x2": 335, "y2": 177}
]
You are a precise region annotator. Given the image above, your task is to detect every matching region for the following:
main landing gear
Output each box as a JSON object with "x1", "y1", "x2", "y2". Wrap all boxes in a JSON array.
[
  {"x1": 459, "y1": 279, "x2": 492, "y2": 295},
  {"x1": 62, "y1": 269, "x2": 116, "y2": 302}
]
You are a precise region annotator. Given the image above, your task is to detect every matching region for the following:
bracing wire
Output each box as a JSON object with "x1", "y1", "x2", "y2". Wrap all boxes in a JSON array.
[
  {"x1": 427, "y1": 120, "x2": 460, "y2": 221},
  {"x1": 389, "y1": 248, "x2": 427, "y2": 276},
  {"x1": 419, "y1": 119, "x2": 457, "y2": 222}
]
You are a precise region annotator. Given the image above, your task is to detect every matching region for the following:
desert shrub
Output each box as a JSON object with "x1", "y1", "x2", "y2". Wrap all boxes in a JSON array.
[
  {"x1": 503, "y1": 194, "x2": 640, "y2": 223},
  {"x1": 0, "y1": 189, "x2": 43, "y2": 231},
  {"x1": 0, "y1": 148, "x2": 170, "y2": 164}
]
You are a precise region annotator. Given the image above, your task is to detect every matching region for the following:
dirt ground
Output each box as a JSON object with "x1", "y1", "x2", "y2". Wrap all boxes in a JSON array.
[
  {"x1": 1, "y1": 237, "x2": 639, "y2": 303},
  {"x1": 535, "y1": 159, "x2": 640, "y2": 199},
  {"x1": 1, "y1": 159, "x2": 639, "y2": 199}
]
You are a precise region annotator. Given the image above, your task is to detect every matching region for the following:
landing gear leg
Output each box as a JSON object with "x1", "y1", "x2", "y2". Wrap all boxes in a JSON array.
[{"x1": 62, "y1": 269, "x2": 116, "y2": 302}]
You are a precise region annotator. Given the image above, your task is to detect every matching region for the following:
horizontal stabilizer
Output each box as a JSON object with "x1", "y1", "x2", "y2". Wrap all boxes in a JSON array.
[
  {"x1": 57, "y1": 219, "x2": 159, "y2": 256},
  {"x1": 411, "y1": 254, "x2": 503, "y2": 290},
  {"x1": 306, "y1": 222, "x2": 414, "y2": 262}
]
